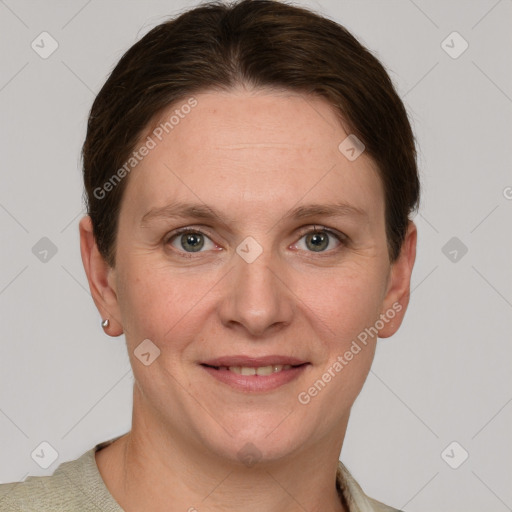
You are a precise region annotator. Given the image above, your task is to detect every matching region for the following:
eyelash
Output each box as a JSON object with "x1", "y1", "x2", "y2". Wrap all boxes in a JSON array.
[
  {"x1": 164, "y1": 225, "x2": 347, "y2": 257},
  {"x1": 294, "y1": 225, "x2": 347, "y2": 254}
]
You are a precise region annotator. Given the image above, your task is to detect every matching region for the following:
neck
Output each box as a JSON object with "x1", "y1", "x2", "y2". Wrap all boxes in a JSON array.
[{"x1": 96, "y1": 393, "x2": 349, "y2": 512}]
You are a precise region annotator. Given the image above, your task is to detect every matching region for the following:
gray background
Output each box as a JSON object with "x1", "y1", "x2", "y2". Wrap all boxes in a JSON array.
[{"x1": 1, "y1": 0, "x2": 511, "y2": 510}]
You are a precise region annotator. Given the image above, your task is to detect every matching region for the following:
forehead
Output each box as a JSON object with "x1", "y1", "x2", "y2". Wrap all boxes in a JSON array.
[
  {"x1": 122, "y1": 88, "x2": 384, "y2": 225},
  {"x1": 147, "y1": 88, "x2": 349, "y2": 167}
]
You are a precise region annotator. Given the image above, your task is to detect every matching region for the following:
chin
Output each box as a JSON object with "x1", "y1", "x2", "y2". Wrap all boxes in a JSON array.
[{"x1": 198, "y1": 415, "x2": 311, "y2": 466}]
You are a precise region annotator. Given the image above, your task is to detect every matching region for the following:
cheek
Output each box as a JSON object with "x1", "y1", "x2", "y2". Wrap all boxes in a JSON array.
[
  {"x1": 298, "y1": 266, "x2": 385, "y2": 343},
  {"x1": 296, "y1": 272, "x2": 381, "y2": 416},
  {"x1": 314, "y1": 339, "x2": 377, "y2": 422},
  {"x1": 117, "y1": 261, "x2": 216, "y2": 347}
]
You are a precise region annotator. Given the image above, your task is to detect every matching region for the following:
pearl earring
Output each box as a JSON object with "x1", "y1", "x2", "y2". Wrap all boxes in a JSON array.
[{"x1": 101, "y1": 319, "x2": 110, "y2": 329}]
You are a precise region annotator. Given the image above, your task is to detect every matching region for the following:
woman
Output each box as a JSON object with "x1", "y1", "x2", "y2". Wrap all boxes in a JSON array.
[{"x1": 0, "y1": 0, "x2": 418, "y2": 510}]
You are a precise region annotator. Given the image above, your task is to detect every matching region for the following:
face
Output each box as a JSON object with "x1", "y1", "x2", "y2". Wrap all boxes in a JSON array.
[{"x1": 84, "y1": 88, "x2": 415, "y2": 464}]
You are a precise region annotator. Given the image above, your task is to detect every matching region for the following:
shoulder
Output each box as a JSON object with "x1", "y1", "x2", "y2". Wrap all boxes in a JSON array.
[
  {"x1": 0, "y1": 467, "x2": 74, "y2": 512},
  {"x1": 0, "y1": 440, "x2": 123, "y2": 512},
  {"x1": 367, "y1": 496, "x2": 404, "y2": 512},
  {"x1": 337, "y1": 460, "x2": 403, "y2": 512}
]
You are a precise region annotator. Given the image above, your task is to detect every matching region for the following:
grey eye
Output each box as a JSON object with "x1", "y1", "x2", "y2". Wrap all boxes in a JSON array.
[
  {"x1": 168, "y1": 230, "x2": 215, "y2": 253},
  {"x1": 295, "y1": 228, "x2": 342, "y2": 253},
  {"x1": 305, "y1": 231, "x2": 330, "y2": 252},
  {"x1": 180, "y1": 232, "x2": 205, "y2": 252}
]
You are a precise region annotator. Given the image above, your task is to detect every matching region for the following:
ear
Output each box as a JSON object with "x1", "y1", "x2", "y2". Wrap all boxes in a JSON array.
[
  {"x1": 378, "y1": 221, "x2": 417, "y2": 338},
  {"x1": 79, "y1": 215, "x2": 124, "y2": 337}
]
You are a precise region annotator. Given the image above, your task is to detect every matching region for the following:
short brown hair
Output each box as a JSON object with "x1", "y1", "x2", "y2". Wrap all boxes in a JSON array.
[{"x1": 82, "y1": 0, "x2": 420, "y2": 267}]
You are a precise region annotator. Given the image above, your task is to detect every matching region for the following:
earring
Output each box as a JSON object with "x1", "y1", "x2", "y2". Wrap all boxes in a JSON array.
[{"x1": 101, "y1": 319, "x2": 110, "y2": 329}]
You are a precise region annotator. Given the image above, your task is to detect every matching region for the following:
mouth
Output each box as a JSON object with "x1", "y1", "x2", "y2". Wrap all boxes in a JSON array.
[
  {"x1": 201, "y1": 363, "x2": 307, "y2": 375},
  {"x1": 199, "y1": 356, "x2": 310, "y2": 392}
]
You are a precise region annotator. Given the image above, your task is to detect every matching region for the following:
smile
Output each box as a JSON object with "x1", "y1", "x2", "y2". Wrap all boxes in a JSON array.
[
  {"x1": 209, "y1": 364, "x2": 294, "y2": 375},
  {"x1": 200, "y1": 361, "x2": 309, "y2": 392}
]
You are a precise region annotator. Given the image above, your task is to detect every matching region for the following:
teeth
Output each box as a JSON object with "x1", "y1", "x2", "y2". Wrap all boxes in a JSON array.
[{"x1": 226, "y1": 364, "x2": 293, "y2": 375}]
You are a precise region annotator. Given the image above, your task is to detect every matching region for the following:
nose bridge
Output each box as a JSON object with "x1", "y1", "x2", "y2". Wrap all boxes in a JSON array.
[{"x1": 218, "y1": 241, "x2": 293, "y2": 336}]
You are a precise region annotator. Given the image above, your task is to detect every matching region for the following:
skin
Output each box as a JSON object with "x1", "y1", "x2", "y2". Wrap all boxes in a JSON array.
[{"x1": 80, "y1": 86, "x2": 417, "y2": 512}]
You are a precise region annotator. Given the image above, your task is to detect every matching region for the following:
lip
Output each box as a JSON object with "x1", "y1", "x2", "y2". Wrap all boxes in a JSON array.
[
  {"x1": 200, "y1": 355, "x2": 310, "y2": 393},
  {"x1": 200, "y1": 355, "x2": 308, "y2": 367}
]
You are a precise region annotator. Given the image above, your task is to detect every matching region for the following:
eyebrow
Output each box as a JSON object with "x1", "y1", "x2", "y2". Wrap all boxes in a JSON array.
[
  {"x1": 283, "y1": 203, "x2": 368, "y2": 221},
  {"x1": 140, "y1": 200, "x2": 368, "y2": 226},
  {"x1": 140, "y1": 202, "x2": 222, "y2": 226}
]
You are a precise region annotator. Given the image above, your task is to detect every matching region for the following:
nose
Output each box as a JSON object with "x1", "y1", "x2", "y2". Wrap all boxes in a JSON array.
[{"x1": 217, "y1": 249, "x2": 295, "y2": 337}]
